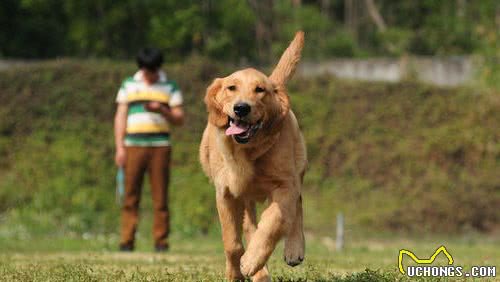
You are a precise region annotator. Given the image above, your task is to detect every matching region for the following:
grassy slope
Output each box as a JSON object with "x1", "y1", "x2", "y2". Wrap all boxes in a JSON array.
[
  {"x1": 1, "y1": 235, "x2": 499, "y2": 281},
  {"x1": 0, "y1": 59, "x2": 499, "y2": 240}
]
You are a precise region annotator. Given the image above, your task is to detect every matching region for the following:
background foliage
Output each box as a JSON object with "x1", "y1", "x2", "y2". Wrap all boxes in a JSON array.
[
  {"x1": 0, "y1": 0, "x2": 498, "y2": 62},
  {"x1": 0, "y1": 60, "x2": 498, "y2": 240},
  {"x1": 0, "y1": 0, "x2": 498, "y2": 241}
]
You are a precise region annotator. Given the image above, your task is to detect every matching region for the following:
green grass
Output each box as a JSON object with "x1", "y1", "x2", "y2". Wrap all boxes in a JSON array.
[
  {"x1": 0, "y1": 235, "x2": 498, "y2": 281},
  {"x1": 0, "y1": 58, "x2": 498, "y2": 250},
  {"x1": 0, "y1": 58, "x2": 498, "y2": 281}
]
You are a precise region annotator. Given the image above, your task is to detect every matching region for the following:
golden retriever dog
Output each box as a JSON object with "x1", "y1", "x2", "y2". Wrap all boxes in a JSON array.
[{"x1": 199, "y1": 31, "x2": 306, "y2": 282}]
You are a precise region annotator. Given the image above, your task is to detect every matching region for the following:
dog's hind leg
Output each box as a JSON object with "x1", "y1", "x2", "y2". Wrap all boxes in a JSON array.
[
  {"x1": 216, "y1": 192, "x2": 245, "y2": 281},
  {"x1": 284, "y1": 195, "x2": 305, "y2": 266},
  {"x1": 243, "y1": 201, "x2": 271, "y2": 282}
]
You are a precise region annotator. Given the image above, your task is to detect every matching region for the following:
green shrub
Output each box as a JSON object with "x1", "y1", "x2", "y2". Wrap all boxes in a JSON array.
[{"x1": 0, "y1": 60, "x2": 498, "y2": 237}]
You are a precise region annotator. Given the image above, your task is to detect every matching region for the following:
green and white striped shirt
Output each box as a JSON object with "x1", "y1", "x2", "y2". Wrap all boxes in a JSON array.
[{"x1": 116, "y1": 70, "x2": 183, "y2": 147}]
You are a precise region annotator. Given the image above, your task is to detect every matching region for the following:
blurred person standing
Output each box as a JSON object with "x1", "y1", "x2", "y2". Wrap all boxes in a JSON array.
[{"x1": 114, "y1": 48, "x2": 184, "y2": 252}]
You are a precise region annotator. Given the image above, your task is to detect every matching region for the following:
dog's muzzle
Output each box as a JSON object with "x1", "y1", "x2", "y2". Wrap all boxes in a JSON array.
[{"x1": 225, "y1": 116, "x2": 263, "y2": 144}]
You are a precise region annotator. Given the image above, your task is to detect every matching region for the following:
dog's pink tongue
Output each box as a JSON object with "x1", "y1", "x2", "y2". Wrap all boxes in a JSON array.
[{"x1": 225, "y1": 123, "x2": 248, "y2": 136}]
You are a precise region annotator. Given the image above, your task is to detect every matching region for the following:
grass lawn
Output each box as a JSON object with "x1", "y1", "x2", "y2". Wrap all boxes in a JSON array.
[{"x1": 0, "y1": 234, "x2": 498, "y2": 281}]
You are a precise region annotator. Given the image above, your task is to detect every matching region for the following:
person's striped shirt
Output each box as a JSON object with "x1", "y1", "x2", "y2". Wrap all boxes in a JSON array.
[{"x1": 116, "y1": 70, "x2": 183, "y2": 146}]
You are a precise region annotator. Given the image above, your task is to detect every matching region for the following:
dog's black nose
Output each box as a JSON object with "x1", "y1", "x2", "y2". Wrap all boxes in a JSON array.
[{"x1": 233, "y1": 103, "x2": 251, "y2": 117}]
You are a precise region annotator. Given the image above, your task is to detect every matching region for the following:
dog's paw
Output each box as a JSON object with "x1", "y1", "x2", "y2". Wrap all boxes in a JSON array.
[
  {"x1": 284, "y1": 254, "x2": 304, "y2": 267},
  {"x1": 225, "y1": 268, "x2": 244, "y2": 281},
  {"x1": 284, "y1": 237, "x2": 305, "y2": 267},
  {"x1": 240, "y1": 251, "x2": 264, "y2": 277},
  {"x1": 252, "y1": 269, "x2": 271, "y2": 282}
]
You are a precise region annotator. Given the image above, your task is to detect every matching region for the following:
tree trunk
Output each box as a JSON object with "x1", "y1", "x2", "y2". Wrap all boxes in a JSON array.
[
  {"x1": 365, "y1": 0, "x2": 386, "y2": 32},
  {"x1": 456, "y1": 0, "x2": 466, "y2": 18},
  {"x1": 248, "y1": 0, "x2": 275, "y2": 63},
  {"x1": 321, "y1": 0, "x2": 330, "y2": 17},
  {"x1": 497, "y1": 3, "x2": 500, "y2": 31},
  {"x1": 345, "y1": 0, "x2": 358, "y2": 39}
]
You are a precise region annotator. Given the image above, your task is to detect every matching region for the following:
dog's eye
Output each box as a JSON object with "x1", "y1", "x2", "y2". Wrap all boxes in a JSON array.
[
  {"x1": 228, "y1": 85, "x2": 236, "y2": 91},
  {"x1": 255, "y1": 86, "x2": 265, "y2": 93}
]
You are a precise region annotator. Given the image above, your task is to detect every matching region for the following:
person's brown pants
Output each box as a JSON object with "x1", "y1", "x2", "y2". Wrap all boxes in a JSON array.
[{"x1": 120, "y1": 146, "x2": 171, "y2": 248}]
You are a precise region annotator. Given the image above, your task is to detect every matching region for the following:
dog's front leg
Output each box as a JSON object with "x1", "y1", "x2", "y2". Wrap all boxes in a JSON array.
[
  {"x1": 240, "y1": 185, "x2": 298, "y2": 277},
  {"x1": 216, "y1": 190, "x2": 245, "y2": 281},
  {"x1": 243, "y1": 201, "x2": 271, "y2": 282}
]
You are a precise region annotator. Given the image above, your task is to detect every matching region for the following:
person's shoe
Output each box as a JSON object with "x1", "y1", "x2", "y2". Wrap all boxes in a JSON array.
[
  {"x1": 155, "y1": 244, "x2": 169, "y2": 252},
  {"x1": 119, "y1": 244, "x2": 134, "y2": 252}
]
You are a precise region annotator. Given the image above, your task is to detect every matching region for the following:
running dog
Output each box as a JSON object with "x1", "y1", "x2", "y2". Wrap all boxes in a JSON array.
[{"x1": 200, "y1": 31, "x2": 306, "y2": 282}]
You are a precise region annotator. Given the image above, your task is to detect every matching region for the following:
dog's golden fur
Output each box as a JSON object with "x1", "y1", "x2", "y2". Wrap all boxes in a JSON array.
[{"x1": 200, "y1": 31, "x2": 307, "y2": 282}]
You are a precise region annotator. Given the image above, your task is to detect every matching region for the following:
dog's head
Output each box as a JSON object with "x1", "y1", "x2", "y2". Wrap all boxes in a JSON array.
[
  {"x1": 204, "y1": 68, "x2": 289, "y2": 144},
  {"x1": 204, "y1": 31, "x2": 304, "y2": 145}
]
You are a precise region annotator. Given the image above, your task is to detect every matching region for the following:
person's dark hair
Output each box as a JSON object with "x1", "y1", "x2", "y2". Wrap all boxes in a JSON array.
[{"x1": 136, "y1": 47, "x2": 164, "y2": 71}]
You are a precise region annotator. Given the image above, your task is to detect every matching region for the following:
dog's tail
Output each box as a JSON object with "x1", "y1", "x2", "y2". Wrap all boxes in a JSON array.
[{"x1": 269, "y1": 31, "x2": 304, "y2": 85}]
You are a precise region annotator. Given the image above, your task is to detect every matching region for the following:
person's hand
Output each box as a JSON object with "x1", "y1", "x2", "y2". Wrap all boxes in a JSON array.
[
  {"x1": 145, "y1": 101, "x2": 169, "y2": 113},
  {"x1": 115, "y1": 147, "x2": 126, "y2": 167}
]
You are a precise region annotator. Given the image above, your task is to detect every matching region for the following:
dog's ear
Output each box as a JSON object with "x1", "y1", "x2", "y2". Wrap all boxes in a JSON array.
[
  {"x1": 274, "y1": 84, "x2": 290, "y2": 119},
  {"x1": 264, "y1": 83, "x2": 290, "y2": 134},
  {"x1": 204, "y1": 78, "x2": 227, "y2": 127},
  {"x1": 269, "y1": 31, "x2": 304, "y2": 85}
]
